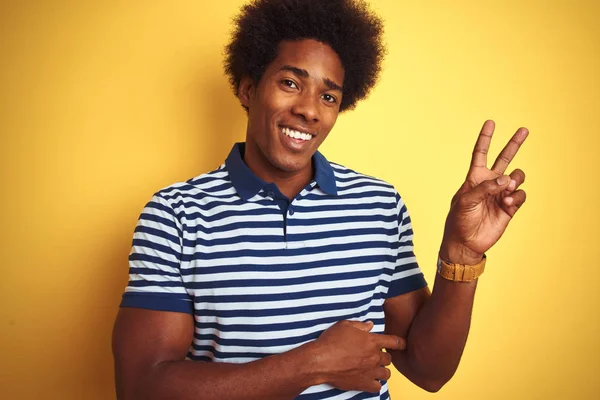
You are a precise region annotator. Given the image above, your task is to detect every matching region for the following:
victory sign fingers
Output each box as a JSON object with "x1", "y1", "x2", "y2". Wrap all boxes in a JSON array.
[{"x1": 470, "y1": 120, "x2": 529, "y2": 174}]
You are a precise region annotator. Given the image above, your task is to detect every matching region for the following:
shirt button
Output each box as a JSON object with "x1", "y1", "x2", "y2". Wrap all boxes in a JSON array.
[
  {"x1": 289, "y1": 208, "x2": 295, "y2": 215},
  {"x1": 267, "y1": 191, "x2": 275, "y2": 198}
]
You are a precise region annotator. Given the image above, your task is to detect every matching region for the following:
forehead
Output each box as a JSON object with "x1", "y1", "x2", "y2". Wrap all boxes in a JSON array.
[{"x1": 266, "y1": 39, "x2": 345, "y2": 85}]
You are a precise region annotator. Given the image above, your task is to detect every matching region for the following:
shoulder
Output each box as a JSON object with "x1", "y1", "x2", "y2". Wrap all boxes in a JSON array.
[
  {"x1": 329, "y1": 161, "x2": 401, "y2": 200},
  {"x1": 138, "y1": 164, "x2": 242, "y2": 225},
  {"x1": 151, "y1": 164, "x2": 234, "y2": 206}
]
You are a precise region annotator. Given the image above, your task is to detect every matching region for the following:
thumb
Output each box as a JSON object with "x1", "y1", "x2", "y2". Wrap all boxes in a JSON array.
[
  {"x1": 465, "y1": 175, "x2": 511, "y2": 204},
  {"x1": 346, "y1": 320, "x2": 374, "y2": 332}
]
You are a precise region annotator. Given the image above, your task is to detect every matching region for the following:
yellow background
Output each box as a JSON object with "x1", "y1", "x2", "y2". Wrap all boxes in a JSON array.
[{"x1": 1, "y1": 0, "x2": 598, "y2": 398}]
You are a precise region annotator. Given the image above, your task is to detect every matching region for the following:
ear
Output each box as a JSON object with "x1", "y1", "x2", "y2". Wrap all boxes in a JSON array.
[{"x1": 238, "y1": 75, "x2": 255, "y2": 109}]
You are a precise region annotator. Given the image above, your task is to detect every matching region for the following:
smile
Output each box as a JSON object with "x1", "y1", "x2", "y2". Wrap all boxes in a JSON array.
[{"x1": 281, "y1": 126, "x2": 313, "y2": 141}]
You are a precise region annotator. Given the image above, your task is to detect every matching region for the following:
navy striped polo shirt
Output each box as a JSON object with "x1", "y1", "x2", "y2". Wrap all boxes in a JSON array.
[{"x1": 121, "y1": 142, "x2": 427, "y2": 399}]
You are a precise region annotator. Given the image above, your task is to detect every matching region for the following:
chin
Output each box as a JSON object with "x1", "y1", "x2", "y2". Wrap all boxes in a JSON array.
[{"x1": 271, "y1": 155, "x2": 310, "y2": 173}]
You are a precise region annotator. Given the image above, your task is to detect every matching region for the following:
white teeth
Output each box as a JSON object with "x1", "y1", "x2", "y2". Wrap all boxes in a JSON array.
[{"x1": 282, "y1": 127, "x2": 312, "y2": 141}]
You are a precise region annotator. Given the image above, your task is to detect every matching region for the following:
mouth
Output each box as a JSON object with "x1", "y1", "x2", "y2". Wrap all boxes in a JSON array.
[{"x1": 280, "y1": 126, "x2": 314, "y2": 142}]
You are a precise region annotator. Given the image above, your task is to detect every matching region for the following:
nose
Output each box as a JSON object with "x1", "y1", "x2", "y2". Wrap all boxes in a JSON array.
[{"x1": 291, "y1": 92, "x2": 319, "y2": 122}]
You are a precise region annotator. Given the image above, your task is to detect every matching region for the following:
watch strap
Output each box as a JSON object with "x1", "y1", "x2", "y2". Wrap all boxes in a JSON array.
[{"x1": 437, "y1": 254, "x2": 486, "y2": 282}]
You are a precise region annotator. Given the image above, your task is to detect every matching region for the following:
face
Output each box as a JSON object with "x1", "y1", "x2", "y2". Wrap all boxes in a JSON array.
[{"x1": 238, "y1": 39, "x2": 345, "y2": 180}]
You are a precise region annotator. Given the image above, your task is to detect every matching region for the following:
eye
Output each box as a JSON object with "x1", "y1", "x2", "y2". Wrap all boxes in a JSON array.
[
  {"x1": 281, "y1": 79, "x2": 298, "y2": 89},
  {"x1": 321, "y1": 93, "x2": 337, "y2": 104}
]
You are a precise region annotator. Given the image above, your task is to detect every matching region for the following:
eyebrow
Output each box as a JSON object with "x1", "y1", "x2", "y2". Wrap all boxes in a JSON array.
[{"x1": 279, "y1": 65, "x2": 343, "y2": 92}]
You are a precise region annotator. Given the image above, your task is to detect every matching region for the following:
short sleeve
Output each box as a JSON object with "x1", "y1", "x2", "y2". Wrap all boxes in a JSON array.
[
  {"x1": 120, "y1": 194, "x2": 193, "y2": 314},
  {"x1": 385, "y1": 192, "x2": 428, "y2": 299}
]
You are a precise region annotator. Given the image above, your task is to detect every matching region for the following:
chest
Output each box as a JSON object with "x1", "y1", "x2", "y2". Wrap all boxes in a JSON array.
[{"x1": 178, "y1": 196, "x2": 398, "y2": 318}]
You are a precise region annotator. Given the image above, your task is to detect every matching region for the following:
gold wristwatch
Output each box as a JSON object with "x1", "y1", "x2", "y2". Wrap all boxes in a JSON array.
[{"x1": 437, "y1": 255, "x2": 486, "y2": 282}]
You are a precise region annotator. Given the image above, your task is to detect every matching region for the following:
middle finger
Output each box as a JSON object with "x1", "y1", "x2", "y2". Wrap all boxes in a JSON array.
[
  {"x1": 380, "y1": 351, "x2": 392, "y2": 366},
  {"x1": 491, "y1": 127, "x2": 528, "y2": 174}
]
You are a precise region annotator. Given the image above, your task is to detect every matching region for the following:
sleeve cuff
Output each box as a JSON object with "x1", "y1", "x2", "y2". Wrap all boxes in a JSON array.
[
  {"x1": 386, "y1": 273, "x2": 428, "y2": 299},
  {"x1": 120, "y1": 292, "x2": 194, "y2": 314}
]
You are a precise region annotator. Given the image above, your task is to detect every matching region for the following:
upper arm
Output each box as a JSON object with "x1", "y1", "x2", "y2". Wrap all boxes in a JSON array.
[
  {"x1": 383, "y1": 287, "x2": 430, "y2": 376},
  {"x1": 385, "y1": 190, "x2": 430, "y2": 339},
  {"x1": 112, "y1": 308, "x2": 194, "y2": 399},
  {"x1": 114, "y1": 192, "x2": 199, "y2": 398},
  {"x1": 383, "y1": 287, "x2": 430, "y2": 339}
]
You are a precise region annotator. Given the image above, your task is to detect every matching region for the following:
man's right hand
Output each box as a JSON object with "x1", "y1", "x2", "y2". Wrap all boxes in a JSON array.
[
  {"x1": 310, "y1": 320, "x2": 406, "y2": 393},
  {"x1": 113, "y1": 310, "x2": 405, "y2": 399}
]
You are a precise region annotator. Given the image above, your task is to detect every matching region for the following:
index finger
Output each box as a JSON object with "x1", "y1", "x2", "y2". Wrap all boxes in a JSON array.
[
  {"x1": 470, "y1": 120, "x2": 495, "y2": 169},
  {"x1": 373, "y1": 333, "x2": 406, "y2": 350}
]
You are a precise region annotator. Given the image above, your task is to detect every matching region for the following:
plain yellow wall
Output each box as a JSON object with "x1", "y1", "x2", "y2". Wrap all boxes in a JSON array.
[{"x1": 1, "y1": 0, "x2": 598, "y2": 399}]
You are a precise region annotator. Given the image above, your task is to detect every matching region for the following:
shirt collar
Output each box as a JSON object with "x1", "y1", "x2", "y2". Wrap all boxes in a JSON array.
[
  {"x1": 225, "y1": 142, "x2": 338, "y2": 201},
  {"x1": 312, "y1": 149, "x2": 338, "y2": 196}
]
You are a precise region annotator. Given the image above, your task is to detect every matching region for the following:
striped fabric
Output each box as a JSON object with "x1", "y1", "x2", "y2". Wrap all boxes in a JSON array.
[{"x1": 121, "y1": 143, "x2": 427, "y2": 400}]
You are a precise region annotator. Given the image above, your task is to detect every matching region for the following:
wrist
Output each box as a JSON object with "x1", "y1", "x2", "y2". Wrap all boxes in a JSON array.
[
  {"x1": 439, "y1": 241, "x2": 483, "y2": 265},
  {"x1": 297, "y1": 340, "x2": 328, "y2": 386}
]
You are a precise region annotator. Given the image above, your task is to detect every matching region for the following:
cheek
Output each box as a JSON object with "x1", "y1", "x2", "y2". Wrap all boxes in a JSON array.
[
  {"x1": 259, "y1": 93, "x2": 288, "y2": 121},
  {"x1": 323, "y1": 110, "x2": 339, "y2": 131}
]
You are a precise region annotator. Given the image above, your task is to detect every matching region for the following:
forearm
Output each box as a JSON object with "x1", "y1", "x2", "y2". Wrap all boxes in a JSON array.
[
  {"x1": 388, "y1": 242, "x2": 482, "y2": 391},
  {"x1": 130, "y1": 342, "x2": 322, "y2": 400},
  {"x1": 393, "y1": 272, "x2": 477, "y2": 391}
]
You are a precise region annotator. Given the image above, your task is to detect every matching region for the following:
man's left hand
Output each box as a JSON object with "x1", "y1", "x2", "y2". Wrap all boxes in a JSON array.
[{"x1": 440, "y1": 120, "x2": 528, "y2": 265}]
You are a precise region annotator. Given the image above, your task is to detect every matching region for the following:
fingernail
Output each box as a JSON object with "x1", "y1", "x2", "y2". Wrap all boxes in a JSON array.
[
  {"x1": 497, "y1": 176, "x2": 509, "y2": 185},
  {"x1": 509, "y1": 179, "x2": 517, "y2": 189}
]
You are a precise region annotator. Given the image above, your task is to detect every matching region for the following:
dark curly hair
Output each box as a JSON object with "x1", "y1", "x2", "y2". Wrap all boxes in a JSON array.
[{"x1": 224, "y1": 0, "x2": 385, "y2": 112}]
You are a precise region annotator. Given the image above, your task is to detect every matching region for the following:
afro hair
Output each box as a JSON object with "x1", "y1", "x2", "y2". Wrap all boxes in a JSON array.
[{"x1": 224, "y1": 0, "x2": 385, "y2": 112}]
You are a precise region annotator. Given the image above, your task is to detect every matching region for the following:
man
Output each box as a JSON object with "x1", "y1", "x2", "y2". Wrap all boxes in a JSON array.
[{"x1": 112, "y1": 0, "x2": 528, "y2": 399}]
